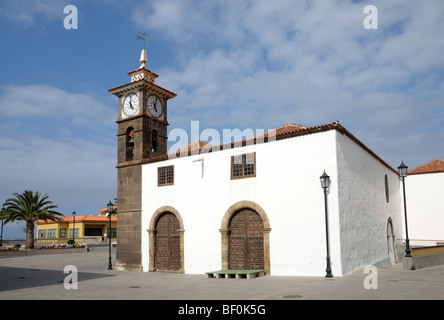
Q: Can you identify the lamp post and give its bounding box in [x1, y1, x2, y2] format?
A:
[107, 200, 114, 270]
[398, 161, 412, 257]
[320, 170, 333, 278]
[72, 211, 76, 246]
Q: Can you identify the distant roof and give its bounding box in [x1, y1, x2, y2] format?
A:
[37, 215, 117, 224]
[98, 205, 117, 214]
[408, 159, 444, 175]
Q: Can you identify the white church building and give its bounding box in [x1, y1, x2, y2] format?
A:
[139, 122, 403, 277]
[108, 49, 441, 277]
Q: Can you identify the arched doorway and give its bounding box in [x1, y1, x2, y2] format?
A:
[228, 209, 264, 270]
[154, 212, 181, 271]
[387, 218, 397, 265]
[148, 206, 185, 273]
[220, 201, 271, 274]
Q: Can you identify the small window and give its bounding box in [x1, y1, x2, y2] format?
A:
[38, 229, 47, 239]
[60, 228, 67, 238]
[158, 165, 174, 186]
[231, 152, 256, 179]
[126, 127, 135, 161]
[385, 174, 389, 203]
[107, 228, 117, 238]
[152, 130, 158, 152]
[48, 229, 57, 238]
[69, 228, 79, 238]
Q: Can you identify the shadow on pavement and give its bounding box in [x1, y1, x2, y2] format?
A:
[0, 266, 114, 292]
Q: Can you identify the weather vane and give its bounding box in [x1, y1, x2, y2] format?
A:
[137, 32, 150, 50]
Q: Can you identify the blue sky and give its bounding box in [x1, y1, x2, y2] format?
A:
[0, 0, 443, 238]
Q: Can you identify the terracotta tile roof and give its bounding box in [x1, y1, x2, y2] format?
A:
[141, 121, 398, 174]
[175, 140, 214, 154]
[408, 159, 444, 175]
[98, 205, 117, 214]
[36, 215, 117, 224]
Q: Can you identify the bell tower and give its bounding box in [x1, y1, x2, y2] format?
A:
[108, 40, 176, 271]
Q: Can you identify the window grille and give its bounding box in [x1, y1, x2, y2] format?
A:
[231, 152, 256, 179]
[158, 165, 174, 186]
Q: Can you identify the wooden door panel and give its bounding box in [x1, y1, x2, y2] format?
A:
[228, 209, 264, 270]
[155, 213, 181, 271]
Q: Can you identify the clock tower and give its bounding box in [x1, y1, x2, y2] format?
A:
[108, 46, 176, 271]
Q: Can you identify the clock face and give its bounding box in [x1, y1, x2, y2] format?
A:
[147, 94, 163, 117]
[123, 93, 139, 116]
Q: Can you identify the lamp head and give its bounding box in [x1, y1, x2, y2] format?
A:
[398, 161, 408, 178]
[320, 171, 331, 189]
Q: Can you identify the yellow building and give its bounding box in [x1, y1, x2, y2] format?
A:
[36, 214, 117, 244]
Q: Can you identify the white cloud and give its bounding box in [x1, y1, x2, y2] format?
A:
[131, 0, 444, 169]
[0, 84, 116, 228]
[0, 0, 71, 26]
[0, 84, 114, 126]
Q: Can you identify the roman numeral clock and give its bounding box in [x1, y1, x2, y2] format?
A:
[107, 38, 176, 271]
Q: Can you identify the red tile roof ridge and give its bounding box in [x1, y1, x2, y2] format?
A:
[142, 121, 341, 164]
[36, 215, 117, 224]
[408, 158, 444, 175]
[175, 140, 214, 154]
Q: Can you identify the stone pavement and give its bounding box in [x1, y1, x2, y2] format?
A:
[0, 251, 443, 301]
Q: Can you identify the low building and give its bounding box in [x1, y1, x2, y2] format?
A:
[36, 213, 117, 244]
[406, 159, 444, 246]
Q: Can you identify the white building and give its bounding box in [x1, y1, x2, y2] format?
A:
[108, 50, 440, 277]
[139, 122, 403, 277]
[405, 159, 444, 247]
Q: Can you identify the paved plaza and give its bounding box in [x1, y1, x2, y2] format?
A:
[0, 250, 443, 301]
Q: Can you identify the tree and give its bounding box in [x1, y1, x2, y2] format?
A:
[2, 190, 63, 249]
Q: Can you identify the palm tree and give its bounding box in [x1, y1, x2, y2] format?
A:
[2, 190, 63, 249]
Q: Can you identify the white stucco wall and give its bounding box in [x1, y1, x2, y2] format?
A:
[404, 172, 444, 244]
[141, 130, 343, 276]
[335, 131, 403, 274]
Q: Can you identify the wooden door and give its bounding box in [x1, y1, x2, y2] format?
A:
[228, 209, 264, 270]
[155, 212, 181, 271]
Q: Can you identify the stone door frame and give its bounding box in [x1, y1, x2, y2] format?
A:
[147, 206, 185, 273]
[220, 201, 271, 275]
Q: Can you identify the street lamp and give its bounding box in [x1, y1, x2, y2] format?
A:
[107, 200, 114, 270]
[320, 170, 333, 278]
[398, 161, 412, 257]
[72, 211, 76, 246]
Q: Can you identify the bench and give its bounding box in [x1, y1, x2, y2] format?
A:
[206, 269, 264, 279]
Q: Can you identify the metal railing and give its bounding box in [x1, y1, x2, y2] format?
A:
[397, 238, 444, 247]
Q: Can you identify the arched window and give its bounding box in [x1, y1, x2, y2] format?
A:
[387, 218, 397, 264]
[126, 127, 135, 161]
[384, 174, 389, 203]
[152, 130, 158, 152]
